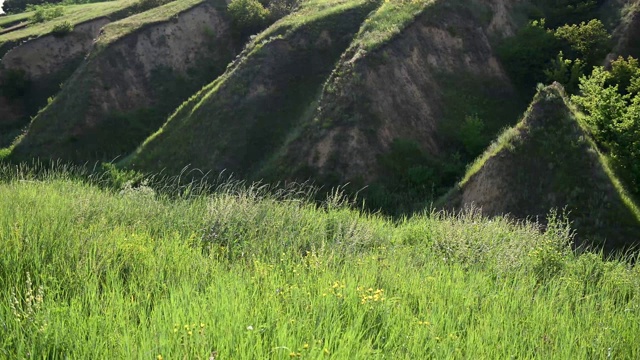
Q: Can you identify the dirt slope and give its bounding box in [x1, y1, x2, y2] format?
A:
[11, 0, 236, 162]
[127, 0, 378, 175]
[443, 83, 640, 251]
[0, 18, 109, 141]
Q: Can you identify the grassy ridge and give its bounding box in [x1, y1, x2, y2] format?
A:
[0, 12, 31, 29]
[0, 163, 639, 358]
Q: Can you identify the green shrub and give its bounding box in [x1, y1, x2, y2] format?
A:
[554, 19, 611, 66]
[227, 0, 270, 37]
[265, 0, 299, 21]
[544, 51, 584, 93]
[51, 21, 73, 36]
[459, 114, 487, 156]
[532, 0, 602, 28]
[572, 61, 640, 194]
[608, 56, 640, 95]
[370, 139, 464, 213]
[28, 4, 65, 24]
[497, 19, 562, 95]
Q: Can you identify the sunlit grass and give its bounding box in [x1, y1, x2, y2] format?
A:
[0, 11, 32, 29]
[0, 1, 138, 44]
[350, 0, 433, 52]
[95, 0, 226, 49]
[0, 163, 639, 358]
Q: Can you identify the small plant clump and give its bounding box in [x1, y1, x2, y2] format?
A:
[227, 0, 271, 37]
[51, 20, 73, 36]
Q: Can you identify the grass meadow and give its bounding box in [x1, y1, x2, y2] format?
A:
[0, 163, 639, 358]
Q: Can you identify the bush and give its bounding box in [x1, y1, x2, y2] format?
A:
[51, 21, 73, 36]
[608, 56, 640, 95]
[265, 0, 299, 21]
[572, 61, 640, 194]
[228, 0, 270, 37]
[29, 4, 65, 24]
[497, 19, 562, 95]
[544, 51, 584, 93]
[459, 114, 487, 156]
[554, 19, 611, 66]
[533, 0, 602, 28]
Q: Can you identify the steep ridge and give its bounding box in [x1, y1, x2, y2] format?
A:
[11, 0, 236, 162]
[0, 17, 109, 144]
[443, 83, 640, 251]
[271, 0, 524, 191]
[0, 0, 176, 147]
[127, 0, 379, 175]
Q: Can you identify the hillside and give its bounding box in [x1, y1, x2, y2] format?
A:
[124, 0, 526, 213]
[609, 0, 640, 60]
[443, 83, 640, 251]
[0, 163, 639, 358]
[2, 1, 640, 356]
[1, 0, 639, 239]
[127, 0, 379, 174]
[272, 0, 524, 209]
[9, 0, 237, 161]
[0, 0, 176, 147]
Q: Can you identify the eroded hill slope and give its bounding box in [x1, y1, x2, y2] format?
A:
[127, 0, 379, 174]
[0, 0, 180, 147]
[443, 83, 640, 251]
[11, 0, 237, 161]
[278, 0, 522, 185]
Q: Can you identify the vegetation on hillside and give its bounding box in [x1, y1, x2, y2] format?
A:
[0, 163, 639, 358]
[2, 1, 640, 356]
[0, 1, 136, 48]
[1, 0, 639, 224]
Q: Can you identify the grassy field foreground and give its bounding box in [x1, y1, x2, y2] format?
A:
[0, 164, 639, 358]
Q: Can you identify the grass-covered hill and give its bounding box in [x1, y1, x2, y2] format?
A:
[10, 0, 237, 162]
[0, 163, 639, 358]
[2, 1, 640, 356]
[442, 83, 640, 251]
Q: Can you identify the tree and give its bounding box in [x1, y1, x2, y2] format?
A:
[572, 61, 640, 194]
[554, 19, 611, 66]
[227, 0, 270, 38]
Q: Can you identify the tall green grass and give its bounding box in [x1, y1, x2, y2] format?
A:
[1, 163, 639, 358]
